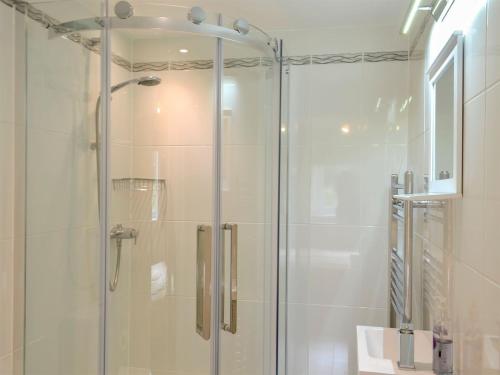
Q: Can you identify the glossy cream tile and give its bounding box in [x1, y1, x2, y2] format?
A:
[26, 128, 98, 234]
[463, 93, 485, 199]
[133, 70, 213, 147]
[306, 226, 388, 308]
[308, 63, 363, 147]
[287, 224, 311, 304]
[166, 146, 212, 222]
[483, 200, 500, 285]
[288, 145, 311, 225]
[220, 300, 265, 375]
[0, 5, 13, 125]
[309, 145, 361, 225]
[0, 239, 13, 359]
[452, 259, 484, 375]
[306, 305, 386, 375]
[464, 2, 487, 102]
[0, 123, 14, 240]
[361, 61, 409, 146]
[0, 353, 13, 375]
[221, 145, 266, 223]
[360, 144, 389, 227]
[484, 82, 500, 201]
[486, 0, 500, 87]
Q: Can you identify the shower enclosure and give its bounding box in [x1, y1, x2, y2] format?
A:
[22, 1, 284, 374]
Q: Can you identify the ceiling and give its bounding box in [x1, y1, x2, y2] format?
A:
[29, 0, 410, 32]
[161, 0, 410, 30]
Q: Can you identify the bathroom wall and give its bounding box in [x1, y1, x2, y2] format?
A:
[407, 0, 500, 373]
[283, 28, 410, 374]
[0, 3, 16, 374]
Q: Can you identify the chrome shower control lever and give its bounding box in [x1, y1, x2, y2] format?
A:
[110, 224, 138, 244]
[109, 224, 138, 292]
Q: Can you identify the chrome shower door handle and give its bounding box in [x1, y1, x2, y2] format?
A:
[196, 225, 212, 340]
[221, 223, 237, 334]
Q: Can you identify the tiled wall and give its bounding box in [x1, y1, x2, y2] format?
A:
[0, 3, 15, 374]
[408, 0, 500, 373]
[286, 56, 409, 374]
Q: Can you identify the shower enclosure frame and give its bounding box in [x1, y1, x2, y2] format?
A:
[47, 3, 285, 375]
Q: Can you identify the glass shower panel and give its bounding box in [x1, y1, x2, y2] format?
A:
[107, 24, 215, 375]
[24, 1, 103, 374]
[219, 39, 277, 375]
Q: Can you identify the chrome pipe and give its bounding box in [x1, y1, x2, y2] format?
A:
[403, 200, 413, 323]
[399, 199, 415, 369]
[404, 170, 414, 194]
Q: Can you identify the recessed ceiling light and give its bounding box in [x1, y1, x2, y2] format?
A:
[179, 48, 189, 54]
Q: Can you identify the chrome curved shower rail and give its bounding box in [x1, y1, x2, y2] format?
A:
[49, 16, 279, 56]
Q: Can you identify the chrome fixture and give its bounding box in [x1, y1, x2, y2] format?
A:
[93, 76, 162, 211]
[111, 76, 161, 93]
[188, 6, 206, 25]
[114, 1, 134, 19]
[221, 223, 238, 334]
[399, 196, 415, 370]
[391, 171, 449, 369]
[49, 16, 278, 59]
[390, 171, 416, 369]
[109, 224, 138, 292]
[233, 18, 250, 35]
[196, 225, 212, 340]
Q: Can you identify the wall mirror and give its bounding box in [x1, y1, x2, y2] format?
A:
[427, 31, 464, 195]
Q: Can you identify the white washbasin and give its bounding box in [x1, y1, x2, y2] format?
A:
[357, 326, 433, 375]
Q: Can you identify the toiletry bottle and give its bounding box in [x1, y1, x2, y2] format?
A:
[433, 306, 453, 374]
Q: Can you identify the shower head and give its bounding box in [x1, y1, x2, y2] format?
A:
[137, 76, 162, 87]
[110, 76, 162, 93]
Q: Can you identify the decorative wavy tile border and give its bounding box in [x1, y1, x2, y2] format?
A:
[364, 51, 408, 62]
[284, 56, 311, 66]
[1, 0, 409, 74]
[312, 53, 362, 64]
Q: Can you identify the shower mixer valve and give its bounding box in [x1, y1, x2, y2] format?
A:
[109, 224, 138, 292]
[110, 224, 138, 244]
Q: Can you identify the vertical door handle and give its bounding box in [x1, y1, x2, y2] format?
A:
[221, 223, 237, 334]
[196, 225, 212, 340]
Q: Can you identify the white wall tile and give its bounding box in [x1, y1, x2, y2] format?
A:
[361, 61, 409, 146]
[0, 239, 13, 359]
[166, 146, 212, 222]
[26, 128, 98, 234]
[464, 3, 487, 102]
[308, 64, 363, 147]
[486, 0, 500, 87]
[287, 59, 407, 375]
[463, 94, 486, 199]
[484, 82, 500, 201]
[309, 145, 361, 225]
[0, 5, 14, 124]
[0, 353, 13, 375]
[0, 123, 14, 240]
[306, 226, 388, 308]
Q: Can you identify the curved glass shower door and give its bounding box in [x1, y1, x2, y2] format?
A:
[23, 2, 282, 374]
[106, 22, 216, 375]
[219, 38, 278, 375]
[24, 2, 104, 374]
